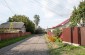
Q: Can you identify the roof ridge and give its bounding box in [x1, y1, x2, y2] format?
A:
[51, 19, 70, 29]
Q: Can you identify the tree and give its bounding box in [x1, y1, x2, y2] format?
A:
[35, 26, 45, 34]
[8, 15, 35, 33]
[70, 7, 80, 27]
[78, 0, 85, 23]
[70, 0, 85, 27]
[34, 15, 40, 28]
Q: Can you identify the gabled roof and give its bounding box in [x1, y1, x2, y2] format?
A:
[51, 19, 70, 29]
[0, 22, 25, 29]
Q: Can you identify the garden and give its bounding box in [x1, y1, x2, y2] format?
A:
[45, 28, 85, 55]
[44, 1, 85, 55]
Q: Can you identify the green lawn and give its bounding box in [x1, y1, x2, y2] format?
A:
[0, 35, 31, 49]
[49, 39, 85, 55]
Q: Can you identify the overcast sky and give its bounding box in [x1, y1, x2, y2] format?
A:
[0, 0, 82, 28]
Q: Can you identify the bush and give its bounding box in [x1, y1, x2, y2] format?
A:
[48, 36, 57, 42]
[53, 28, 62, 37]
[55, 38, 62, 43]
[35, 26, 45, 34]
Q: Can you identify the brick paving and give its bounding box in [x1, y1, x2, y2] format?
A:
[0, 35, 49, 55]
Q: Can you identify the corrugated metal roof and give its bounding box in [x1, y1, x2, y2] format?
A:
[0, 22, 24, 29]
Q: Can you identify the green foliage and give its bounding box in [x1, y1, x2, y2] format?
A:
[8, 15, 35, 33]
[46, 34, 85, 55]
[0, 35, 31, 49]
[70, 0, 85, 27]
[53, 28, 62, 37]
[34, 15, 40, 27]
[35, 26, 45, 34]
[49, 41, 85, 55]
[55, 38, 62, 43]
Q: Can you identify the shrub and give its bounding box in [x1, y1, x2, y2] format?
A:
[35, 27, 45, 34]
[53, 28, 62, 37]
[55, 38, 62, 43]
[48, 36, 56, 42]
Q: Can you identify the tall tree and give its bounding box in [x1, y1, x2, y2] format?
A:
[8, 15, 35, 33]
[78, 0, 85, 23]
[34, 15, 40, 28]
[70, 7, 80, 27]
[70, 0, 85, 27]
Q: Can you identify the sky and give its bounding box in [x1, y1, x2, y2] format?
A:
[0, 0, 82, 29]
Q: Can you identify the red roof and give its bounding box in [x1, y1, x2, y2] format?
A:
[51, 19, 69, 29]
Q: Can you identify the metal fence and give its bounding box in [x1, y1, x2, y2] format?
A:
[0, 32, 31, 40]
[62, 27, 85, 46]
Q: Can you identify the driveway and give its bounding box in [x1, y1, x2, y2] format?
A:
[0, 34, 49, 55]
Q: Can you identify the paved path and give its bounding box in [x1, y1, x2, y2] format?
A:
[0, 35, 49, 55]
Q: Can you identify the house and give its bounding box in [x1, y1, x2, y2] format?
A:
[0, 22, 26, 33]
[53, 19, 70, 29]
[48, 19, 70, 32]
[46, 28, 53, 32]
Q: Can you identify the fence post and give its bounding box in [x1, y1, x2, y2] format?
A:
[71, 27, 73, 43]
[0, 34, 1, 41]
[78, 27, 81, 45]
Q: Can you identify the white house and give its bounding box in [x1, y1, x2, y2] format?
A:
[48, 19, 70, 32]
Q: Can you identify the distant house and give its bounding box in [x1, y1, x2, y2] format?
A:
[53, 19, 70, 29]
[48, 19, 70, 32]
[0, 22, 26, 33]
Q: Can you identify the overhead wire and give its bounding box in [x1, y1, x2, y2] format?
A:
[34, 0, 71, 17]
[1, 0, 70, 17]
[3, 0, 14, 15]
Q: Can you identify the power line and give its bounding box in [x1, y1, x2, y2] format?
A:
[34, 0, 69, 17]
[3, 0, 14, 14]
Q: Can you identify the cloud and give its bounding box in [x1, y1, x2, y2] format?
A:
[0, 1, 13, 24]
[39, 0, 82, 28]
[41, 0, 55, 19]
[43, 8, 55, 19]
[0, 0, 82, 28]
[42, 0, 82, 19]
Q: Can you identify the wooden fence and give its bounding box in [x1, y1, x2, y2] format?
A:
[62, 27, 85, 46]
[0, 32, 31, 40]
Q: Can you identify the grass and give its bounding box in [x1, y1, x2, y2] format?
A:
[0, 35, 31, 49]
[48, 38, 85, 55]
